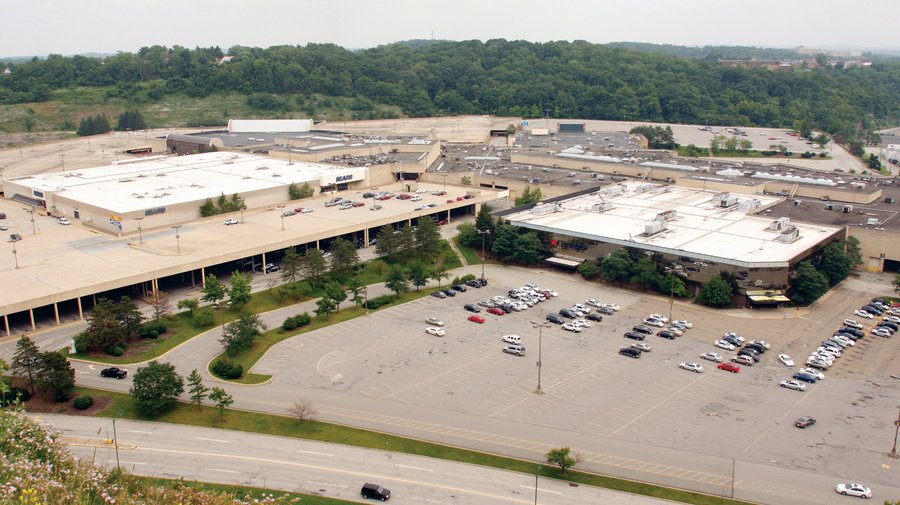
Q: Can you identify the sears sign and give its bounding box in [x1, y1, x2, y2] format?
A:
[320, 169, 364, 186]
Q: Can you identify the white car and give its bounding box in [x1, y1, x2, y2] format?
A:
[778, 354, 794, 366]
[872, 327, 892, 337]
[602, 303, 620, 311]
[799, 368, 825, 380]
[666, 327, 684, 336]
[780, 380, 806, 391]
[415, 188, 428, 193]
[297, 207, 314, 213]
[57, 217, 71, 225]
[810, 354, 834, 366]
[854, 309, 874, 319]
[572, 319, 591, 328]
[749, 340, 771, 349]
[679, 362, 703, 373]
[585, 299, 603, 308]
[631, 342, 651, 352]
[700, 352, 724, 363]
[806, 359, 830, 370]
[835, 483, 872, 498]
[842, 319, 863, 329]
[502, 345, 526, 356]
[544, 290, 559, 297]
[425, 326, 445, 337]
[501, 334, 522, 345]
[425, 317, 444, 327]
[672, 319, 692, 328]
[410, 195, 422, 202]
[816, 346, 841, 357]
[643, 318, 665, 327]
[883, 315, 900, 324]
[714, 340, 735, 351]
[649, 313, 668, 323]
[224, 218, 239, 225]
[832, 335, 854, 347]
[572, 303, 591, 314]
[562, 323, 582, 333]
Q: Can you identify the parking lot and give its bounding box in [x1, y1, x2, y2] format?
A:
[254, 266, 900, 500]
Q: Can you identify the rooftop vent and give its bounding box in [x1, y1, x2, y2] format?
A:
[768, 217, 791, 231]
[644, 220, 668, 236]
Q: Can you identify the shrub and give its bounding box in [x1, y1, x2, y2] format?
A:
[105, 345, 125, 356]
[211, 358, 243, 379]
[73, 332, 89, 353]
[800, 151, 815, 159]
[282, 312, 312, 331]
[53, 389, 71, 403]
[0, 386, 30, 406]
[193, 307, 215, 328]
[365, 295, 394, 310]
[140, 322, 167, 338]
[73, 396, 93, 410]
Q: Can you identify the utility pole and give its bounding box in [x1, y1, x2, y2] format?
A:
[134, 217, 144, 244]
[477, 229, 490, 280]
[531, 321, 551, 394]
[24, 207, 36, 234]
[890, 405, 900, 459]
[534, 464, 541, 505]
[8, 238, 18, 269]
[172, 225, 182, 253]
[277, 205, 286, 231]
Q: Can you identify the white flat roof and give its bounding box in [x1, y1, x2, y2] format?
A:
[504, 184, 842, 268]
[227, 119, 312, 133]
[7, 153, 358, 214]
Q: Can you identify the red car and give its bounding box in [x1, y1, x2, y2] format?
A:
[397, 194, 412, 200]
[351, 202, 365, 207]
[436, 219, 449, 226]
[456, 196, 464, 201]
[717, 363, 740, 373]
[447, 199, 454, 203]
[468, 315, 485, 324]
[486, 307, 504, 316]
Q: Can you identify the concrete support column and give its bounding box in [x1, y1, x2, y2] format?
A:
[201, 266, 206, 287]
[152, 278, 159, 294]
[316, 239, 320, 250]
[3, 315, 9, 337]
[262, 252, 268, 274]
[191, 269, 196, 287]
[53, 303, 59, 325]
[77, 297, 83, 320]
[364, 229, 369, 247]
[28, 309, 35, 331]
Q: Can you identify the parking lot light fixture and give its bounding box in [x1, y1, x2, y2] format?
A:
[277, 205, 286, 231]
[134, 217, 144, 244]
[172, 225, 182, 253]
[531, 321, 551, 394]
[8, 239, 18, 269]
[890, 405, 900, 459]
[477, 229, 490, 280]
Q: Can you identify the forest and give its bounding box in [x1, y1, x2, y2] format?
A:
[1, 39, 897, 138]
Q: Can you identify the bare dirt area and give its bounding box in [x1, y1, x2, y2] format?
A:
[24, 394, 113, 417]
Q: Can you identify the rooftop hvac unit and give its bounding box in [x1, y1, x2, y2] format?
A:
[591, 202, 614, 213]
[842, 205, 853, 213]
[655, 210, 677, 221]
[635, 184, 653, 193]
[737, 199, 761, 211]
[531, 203, 556, 215]
[776, 227, 800, 243]
[644, 220, 667, 236]
[604, 186, 625, 196]
[719, 196, 739, 208]
[768, 217, 791, 231]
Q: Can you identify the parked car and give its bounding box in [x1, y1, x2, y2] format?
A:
[224, 218, 239, 225]
[717, 363, 740, 373]
[842, 319, 863, 329]
[714, 340, 736, 351]
[464, 304, 480, 313]
[502, 345, 526, 356]
[624, 331, 645, 341]
[780, 380, 807, 391]
[632, 324, 652, 334]
[794, 416, 816, 428]
[465, 279, 482, 288]
[361, 483, 391, 501]
[546, 313, 564, 324]
[700, 352, 723, 363]
[732, 355, 754, 366]
[562, 323, 582, 333]
[425, 317, 444, 327]
[631, 342, 652, 353]
[100, 367, 127, 379]
[679, 362, 703, 373]
[854, 309, 874, 319]
[619, 347, 641, 358]
[425, 326, 445, 337]
[441, 289, 456, 297]
[799, 368, 825, 380]
[598, 306, 615, 315]
[9, 233, 22, 242]
[793, 372, 818, 383]
[502, 335, 522, 345]
[643, 318, 665, 328]
[451, 284, 467, 292]
[736, 349, 760, 362]
[487, 307, 505, 316]
[657, 330, 677, 340]
[834, 483, 871, 498]
[586, 313, 603, 322]
[57, 217, 71, 225]
[431, 291, 447, 299]
[672, 319, 693, 328]
[467, 315, 485, 324]
[778, 354, 795, 366]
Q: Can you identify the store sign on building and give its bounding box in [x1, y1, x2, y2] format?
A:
[145, 207, 166, 216]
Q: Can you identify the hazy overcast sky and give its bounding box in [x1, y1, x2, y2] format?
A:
[1, 0, 896, 57]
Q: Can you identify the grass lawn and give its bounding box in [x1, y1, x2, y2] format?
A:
[453, 237, 483, 266]
[78, 387, 751, 505]
[139, 478, 357, 504]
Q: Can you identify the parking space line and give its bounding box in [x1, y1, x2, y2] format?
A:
[609, 372, 709, 436]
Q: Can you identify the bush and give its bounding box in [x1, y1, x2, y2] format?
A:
[282, 312, 312, 331]
[365, 295, 394, 310]
[73, 332, 89, 353]
[105, 345, 125, 356]
[53, 389, 71, 403]
[0, 386, 30, 406]
[193, 307, 215, 328]
[800, 151, 815, 158]
[140, 322, 167, 338]
[211, 358, 243, 379]
[819, 152, 827, 158]
[73, 396, 93, 410]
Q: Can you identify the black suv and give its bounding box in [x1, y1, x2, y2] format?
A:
[559, 308, 577, 319]
[451, 284, 467, 292]
[464, 304, 480, 312]
[743, 343, 767, 354]
[619, 347, 641, 358]
[101, 367, 128, 379]
[586, 313, 603, 322]
[361, 483, 391, 501]
[624, 331, 645, 341]
[632, 325, 652, 334]
[546, 313, 564, 324]
[657, 330, 676, 340]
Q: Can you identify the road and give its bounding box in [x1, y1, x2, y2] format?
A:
[32, 413, 674, 505]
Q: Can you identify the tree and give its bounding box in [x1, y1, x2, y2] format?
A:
[83, 297, 131, 352]
[791, 261, 830, 305]
[116, 110, 146, 131]
[475, 204, 495, 243]
[578, 261, 601, 280]
[819, 242, 852, 285]
[546, 447, 577, 473]
[176, 298, 199, 316]
[11, 336, 42, 395]
[220, 311, 266, 355]
[288, 182, 314, 199]
[456, 222, 480, 247]
[131, 361, 184, 416]
[329, 237, 359, 278]
[201, 274, 226, 306]
[35, 351, 75, 401]
[187, 369, 208, 410]
[407, 262, 429, 291]
[866, 154, 882, 170]
[398, 224, 416, 255]
[347, 276, 366, 307]
[280, 247, 303, 283]
[697, 275, 733, 307]
[600, 249, 633, 283]
[227, 271, 252, 309]
[208, 387, 233, 419]
[414, 217, 441, 254]
[515, 185, 543, 206]
[301, 249, 328, 287]
[315, 295, 337, 318]
[115, 296, 144, 340]
[375, 225, 401, 257]
[290, 399, 317, 424]
[630, 257, 663, 290]
[324, 281, 347, 311]
[76, 114, 110, 136]
[149, 290, 172, 321]
[429, 259, 450, 287]
[385, 265, 409, 297]
[814, 133, 830, 148]
[843, 237, 863, 266]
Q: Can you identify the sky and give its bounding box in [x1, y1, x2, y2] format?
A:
[1, 0, 897, 58]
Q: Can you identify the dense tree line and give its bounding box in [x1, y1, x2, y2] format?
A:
[1, 40, 897, 138]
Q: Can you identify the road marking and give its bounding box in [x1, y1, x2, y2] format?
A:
[519, 485, 561, 495]
[308, 480, 347, 488]
[195, 437, 230, 443]
[127, 430, 152, 434]
[397, 464, 434, 472]
[609, 372, 708, 436]
[120, 461, 146, 465]
[210, 468, 240, 474]
[298, 450, 334, 457]
[742, 388, 813, 453]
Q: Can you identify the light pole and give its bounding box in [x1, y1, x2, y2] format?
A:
[531, 321, 550, 394]
[890, 405, 900, 459]
[440, 173, 448, 192]
[534, 464, 541, 505]
[668, 273, 675, 324]
[134, 217, 144, 244]
[24, 207, 36, 234]
[364, 286, 369, 316]
[8, 238, 18, 269]
[277, 205, 286, 231]
[477, 229, 490, 280]
[172, 225, 182, 253]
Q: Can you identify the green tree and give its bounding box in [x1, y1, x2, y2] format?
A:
[324, 281, 347, 312]
[600, 249, 633, 283]
[176, 298, 199, 316]
[201, 274, 226, 306]
[474, 204, 495, 244]
[83, 298, 126, 352]
[819, 242, 852, 285]
[407, 262, 429, 291]
[866, 154, 882, 170]
[456, 222, 480, 248]
[280, 247, 303, 283]
[130, 361, 184, 416]
[429, 259, 450, 287]
[546, 447, 577, 473]
[76, 114, 111, 136]
[227, 271, 252, 309]
[288, 182, 314, 199]
[116, 110, 146, 131]
[36, 351, 75, 401]
[697, 275, 733, 307]
[149, 290, 171, 322]
[208, 387, 234, 419]
[186, 368, 208, 410]
[315, 296, 336, 318]
[398, 224, 416, 255]
[843, 237, 863, 266]
[511, 231, 545, 265]
[193, 307, 215, 328]
[630, 257, 662, 290]
[385, 265, 409, 297]
[219, 311, 266, 355]
[814, 133, 830, 148]
[414, 217, 441, 254]
[11, 336, 42, 395]
[578, 260, 601, 280]
[329, 237, 359, 278]
[115, 296, 144, 341]
[791, 261, 830, 305]
[301, 249, 328, 287]
[200, 198, 217, 217]
[515, 186, 543, 206]
[375, 225, 401, 257]
[347, 276, 366, 307]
